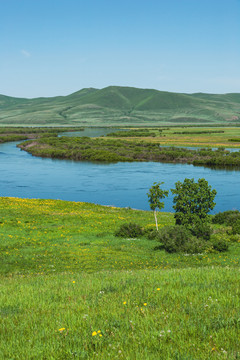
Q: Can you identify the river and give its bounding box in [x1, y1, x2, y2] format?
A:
[0, 128, 240, 213]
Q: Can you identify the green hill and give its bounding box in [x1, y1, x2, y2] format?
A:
[1, 86, 240, 126]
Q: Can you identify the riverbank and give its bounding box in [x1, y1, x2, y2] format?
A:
[0, 127, 83, 143]
[18, 135, 240, 168]
[1, 197, 240, 359]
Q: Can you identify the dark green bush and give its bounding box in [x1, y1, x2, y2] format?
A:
[226, 213, 240, 227]
[190, 222, 212, 240]
[145, 228, 159, 240]
[228, 234, 240, 242]
[231, 219, 240, 235]
[155, 225, 224, 254]
[115, 222, 144, 238]
[212, 210, 240, 225]
[156, 225, 196, 253]
[212, 239, 229, 252]
[182, 237, 208, 254]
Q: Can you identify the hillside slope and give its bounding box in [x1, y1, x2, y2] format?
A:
[1, 86, 240, 126]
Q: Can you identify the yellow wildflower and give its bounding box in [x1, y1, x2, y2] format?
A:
[92, 331, 97, 336]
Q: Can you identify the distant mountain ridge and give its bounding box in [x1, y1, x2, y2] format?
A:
[1, 86, 240, 126]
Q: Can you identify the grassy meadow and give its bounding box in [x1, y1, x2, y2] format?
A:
[107, 126, 240, 148]
[1, 197, 240, 359]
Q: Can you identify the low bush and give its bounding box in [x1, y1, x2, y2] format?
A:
[212, 210, 240, 225]
[183, 237, 208, 254]
[212, 238, 229, 252]
[231, 219, 240, 235]
[228, 234, 240, 242]
[156, 225, 202, 254]
[145, 228, 159, 240]
[156, 224, 229, 254]
[115, 222, 144, 238]
[190, 221, 212, 240]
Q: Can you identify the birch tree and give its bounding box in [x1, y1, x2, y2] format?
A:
[147, 182, 169, 231]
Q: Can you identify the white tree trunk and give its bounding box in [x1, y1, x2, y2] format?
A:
[154, 210, 158, 231]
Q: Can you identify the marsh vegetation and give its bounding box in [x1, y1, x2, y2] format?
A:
[18, 134, 240, 168]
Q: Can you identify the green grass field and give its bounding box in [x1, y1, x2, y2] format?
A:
[1, 197, 240, 359]
[106, 126, 240, 148]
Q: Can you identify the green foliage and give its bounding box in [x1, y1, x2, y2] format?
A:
[190, 221, 212, 240]
[0, 134, 29, 143]
[147, 182, 169, 212]
[212, 238, 229, 252]
[156, 224, 228, 254]
[212, 210, 240, 226]
[225, 211, 240, 227]
[145, 228, 159, 240]
[228, 234, 240, 242]
[228, 138, 240, 142]
[115, 222, 144, 238]
[231, 219, 240, 235]
[147, 182, 169, 230]
[171, 178, 217, 227]
[18, 135, 240, 168]
[212, 210, 240, 235]
[0, 127, 82, 144]
[156, 225, 206, 254]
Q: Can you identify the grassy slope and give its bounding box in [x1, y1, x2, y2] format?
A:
[1, 197, 240, 359]
[1, 86, 240, 126]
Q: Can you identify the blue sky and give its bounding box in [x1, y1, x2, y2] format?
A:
[1, 0, 240, 98]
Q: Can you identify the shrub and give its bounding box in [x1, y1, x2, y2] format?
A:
[231, 219, 240, 235]
[211, 238, 229, 252]
[115, 223, 144, 238]
[190, 221, 212, 240]
[182, 237, 208, 254]
[228, 234, 240, 243]
[156, 225, 201, 254]
[145, 228, 159, 240]
[212, 210, 240, 225]
[227, 213, 240, 227]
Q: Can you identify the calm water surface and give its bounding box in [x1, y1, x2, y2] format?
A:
[0, 135, 240, 212]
